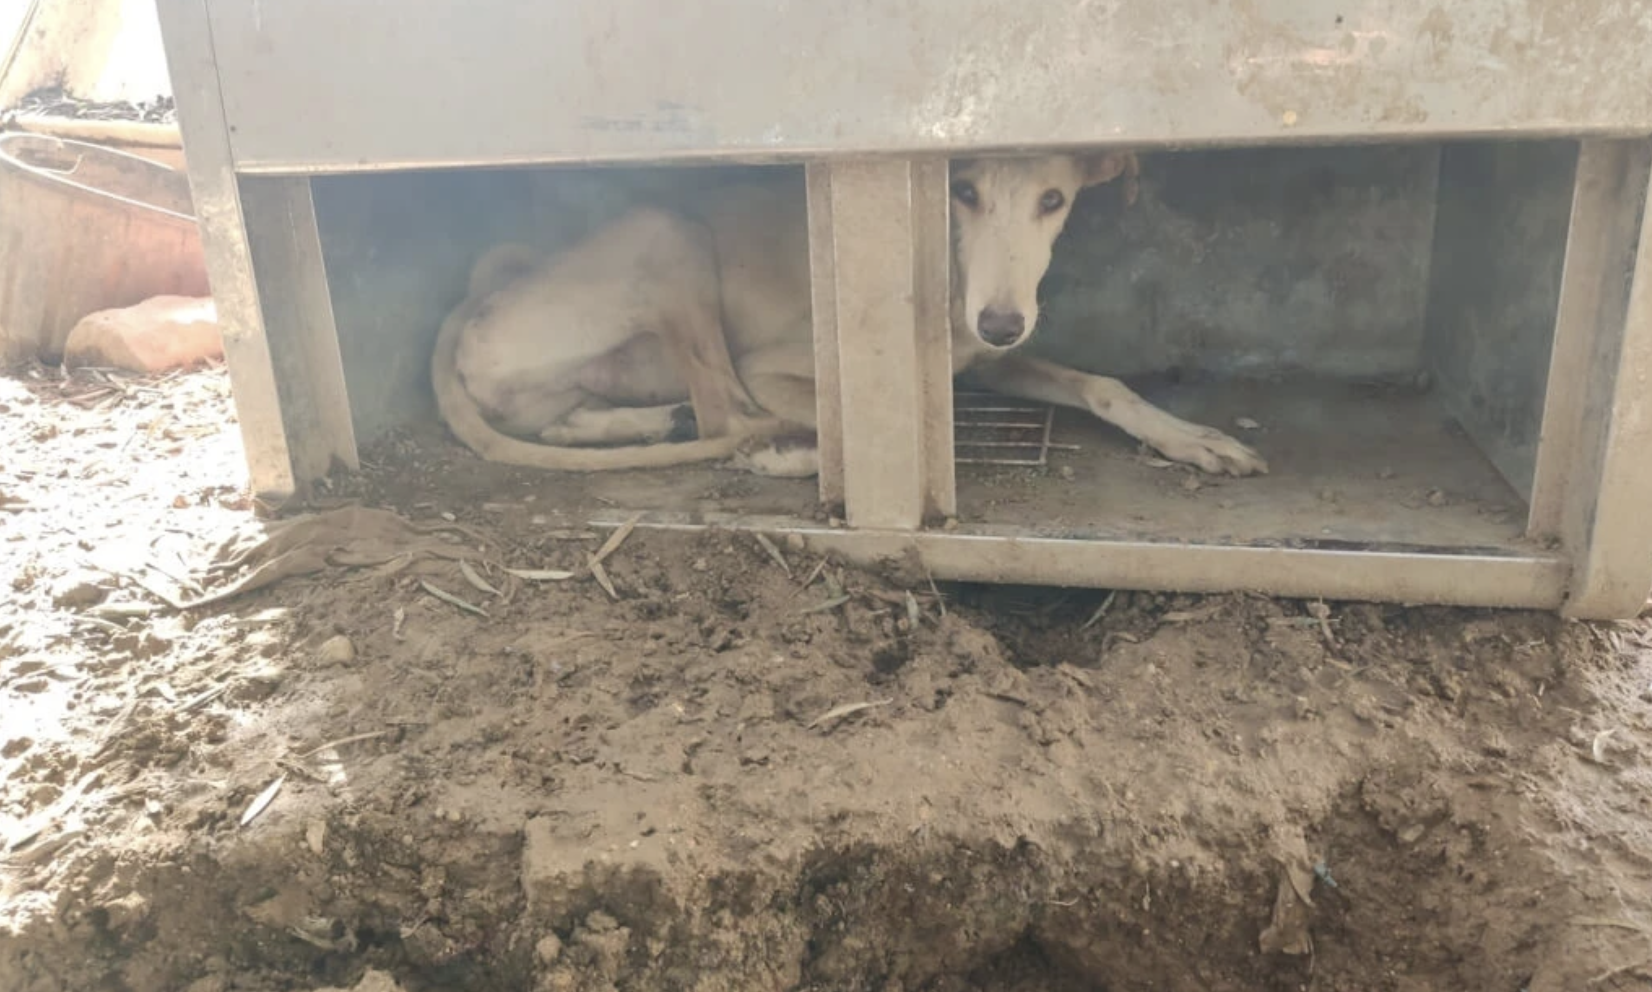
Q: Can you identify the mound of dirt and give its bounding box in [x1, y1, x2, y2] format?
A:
[3, 364, 1652, 992]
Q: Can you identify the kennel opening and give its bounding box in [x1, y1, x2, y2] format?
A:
[302, 141, 1572, 549]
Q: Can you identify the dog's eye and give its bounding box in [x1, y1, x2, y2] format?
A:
[951, 180, 979, 208]
[1038, 189, 1066, 215]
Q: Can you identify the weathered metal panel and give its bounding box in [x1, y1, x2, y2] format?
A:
[1557, 142, 1652, 620]
[1421, 141, 1578, 501]
[1036, 144, 1441, 380]
[203, 0, 1652, 173]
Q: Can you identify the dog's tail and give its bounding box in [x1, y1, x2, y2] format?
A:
[432, 246, 764, 472]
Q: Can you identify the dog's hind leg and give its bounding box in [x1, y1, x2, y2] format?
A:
[735, 339, 819, 428]
[539, 402, 697, 446]
[616, 211, 772, 440]
[726, 340, 822, 477]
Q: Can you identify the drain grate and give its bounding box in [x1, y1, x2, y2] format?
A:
[952, 391, 1079, 467]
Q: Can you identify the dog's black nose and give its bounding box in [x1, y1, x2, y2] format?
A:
[977, 308, 1026, 347]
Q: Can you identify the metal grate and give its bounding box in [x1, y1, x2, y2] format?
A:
[952, 391, 1080, 467]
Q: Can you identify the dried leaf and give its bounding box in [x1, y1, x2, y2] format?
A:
[753, 533, 791, 576]
[503, 567, 576, 582]
[240, 775, 285, 828]
[419, 580, 488, 618]
[1081, 591, 1117, 631]
[799, 594, 851, 615]
[296, 730, 391, 760]
[589, 513, 643, 568]
[590, 560, 618, 600]
[807, 698, 893, 730]
[459, 559, 499, 597]
[1592, 728, 1617, 765]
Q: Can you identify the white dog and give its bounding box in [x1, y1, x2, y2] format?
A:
[431, 154, 1267, 478]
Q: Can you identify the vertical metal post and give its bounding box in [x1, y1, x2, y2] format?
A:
[1535, 140, 1652, 619]
[155, 0, 358, 499]
[1529, 142, 1649, 537]
[805, 164, 846, 511]
[911, 159, 958, 521]
[239, 177, 360, 479]
[814, 158, 954, 530]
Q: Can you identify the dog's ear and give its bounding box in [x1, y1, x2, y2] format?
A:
[1081, 151, 1141, 207]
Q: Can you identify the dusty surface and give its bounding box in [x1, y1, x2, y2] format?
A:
[3, 363, 1652, 992]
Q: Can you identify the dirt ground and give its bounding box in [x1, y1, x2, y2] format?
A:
[3, 362, 1652, 992]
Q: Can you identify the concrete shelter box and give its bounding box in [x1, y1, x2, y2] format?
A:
[155, 0, 1652, 619]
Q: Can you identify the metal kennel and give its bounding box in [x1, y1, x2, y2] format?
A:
[156, 0, 1652, 619]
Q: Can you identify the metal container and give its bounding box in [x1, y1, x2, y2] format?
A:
[154, 0, 1652, 619]
[0, 133, 209, 364]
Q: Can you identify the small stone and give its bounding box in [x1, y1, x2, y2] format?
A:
[316, 635, 355, 665]
[62, 296, 222, 372]
[1059, 465, 1075, 480]
[346, 971, 408, 992]
[99, 891, 150, 933]
[784, 533, 805, 552]
[306, 820, 327, 855]
[49, 570, 108, 609]
[943, 517, 960, 531]
[1427, 489, 1448, 507]
[1180, 474, 1201, 492]
[827, 516, 844, 528]
[535, 933, 563, 964]
[1235, 417, 1261, 430]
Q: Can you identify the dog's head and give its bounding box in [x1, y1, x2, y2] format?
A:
[949, 152, 1139, 350]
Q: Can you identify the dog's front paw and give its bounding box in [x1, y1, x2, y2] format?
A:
[1153, 424, 1268, 477]
[729, 433, 820, 478]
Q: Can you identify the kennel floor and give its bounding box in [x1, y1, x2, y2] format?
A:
[957, 376, 1531, 552]
[378, 377, 1530, 556]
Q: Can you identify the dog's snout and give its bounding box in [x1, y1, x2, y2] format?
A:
[977, 308, 1026, 348]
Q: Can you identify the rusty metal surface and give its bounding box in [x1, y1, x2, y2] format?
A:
[198, 0, 1652, 172]
[0, 133, 208, 363]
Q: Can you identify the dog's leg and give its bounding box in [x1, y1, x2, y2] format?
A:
[726, 340, 822, 478]
[969, 354, 1268, 476]
[636, 218, 774, 441]
[539, 403, 697, 447]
